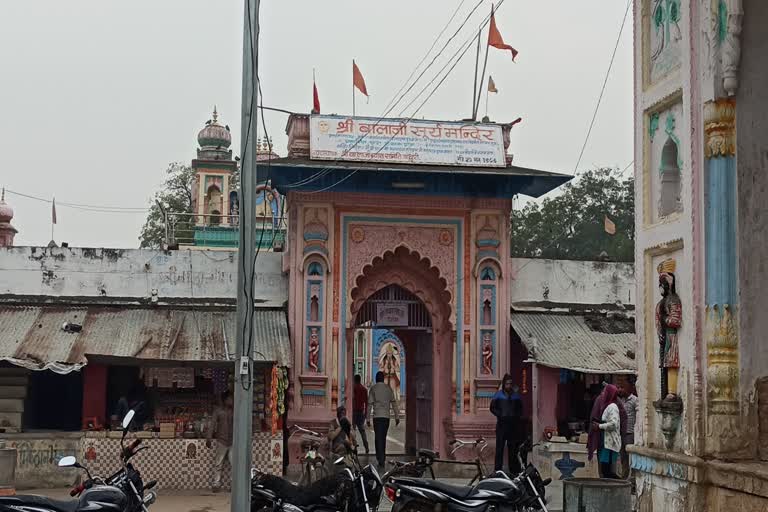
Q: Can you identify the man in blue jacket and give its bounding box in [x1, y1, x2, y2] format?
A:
[490, 374, 524, 474]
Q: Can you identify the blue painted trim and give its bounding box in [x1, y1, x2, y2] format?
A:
[304, 232, 329, 242]
[479, 284, 497, 326]
[372, 330, 406, 396]
[342, 216, 463, 414]
[306, 280, 324, 322]
[705, 155, 737, 305]
[303, 244, 329, 256]
[477, 249, 500, 261]
[476, 239, 500, 248]
[301, 389, 326, 396]
[475, 391, 495, 398]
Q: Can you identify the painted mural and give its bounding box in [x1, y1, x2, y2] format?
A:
[647, 102, 684, 225]
[352, 328, 406, 400]
[648, 0, 683, 84]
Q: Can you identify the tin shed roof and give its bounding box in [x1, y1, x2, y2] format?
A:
[511, 312, 636, 374]
[0, 306, 291, 373]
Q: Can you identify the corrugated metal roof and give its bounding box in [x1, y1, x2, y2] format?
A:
[0, 306, 291, 372]
[511, 313, 636, 374]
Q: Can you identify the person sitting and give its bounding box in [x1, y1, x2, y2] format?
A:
[328, 406, 357, 468]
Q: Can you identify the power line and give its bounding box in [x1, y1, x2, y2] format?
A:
[5, 189, 149, 213]
[280, 0, 497, 191]
[572, 0, 632, 174]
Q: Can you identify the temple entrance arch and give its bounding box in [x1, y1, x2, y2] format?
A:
[347, 246, 453, 455]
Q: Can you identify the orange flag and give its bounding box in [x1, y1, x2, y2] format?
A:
[604, 215, 616, 235]
[488, 10, 518, 61]
[352, 60, 368, 96]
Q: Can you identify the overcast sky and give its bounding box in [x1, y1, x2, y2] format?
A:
[1, 0, 633, 248]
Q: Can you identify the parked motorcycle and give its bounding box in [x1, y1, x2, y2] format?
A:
[252, 452, 384, 512]
[0, 410, 157, 512]
[385, 462, 550, 512]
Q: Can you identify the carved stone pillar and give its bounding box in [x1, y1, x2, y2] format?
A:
[703, 100, 749, 458]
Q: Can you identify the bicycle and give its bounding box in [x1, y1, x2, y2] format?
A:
[289, 424, 328, 486]
[442, 437, 489, 486]
[382, 449, 438, 483]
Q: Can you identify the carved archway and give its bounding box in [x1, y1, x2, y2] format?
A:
[349, 246, 453, 334]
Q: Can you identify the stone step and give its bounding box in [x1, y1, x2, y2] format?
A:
[0, 399, 24, 413]
[0, 387, 26, 399]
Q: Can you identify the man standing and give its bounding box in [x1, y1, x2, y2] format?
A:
[490, 374, 524, 474]
[617, 381, 639, 479]
[207, 392, 233, 492]
[369, 371, 399, 469]
[352, 374, 370, 454]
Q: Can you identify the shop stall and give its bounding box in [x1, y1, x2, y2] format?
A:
[0, 306, 291, 490]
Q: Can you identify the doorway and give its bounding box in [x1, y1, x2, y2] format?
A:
[352, 284, 433, 455]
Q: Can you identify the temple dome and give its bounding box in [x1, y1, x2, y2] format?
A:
[0, 189, 13, 223]
[197, 107, 231, 149]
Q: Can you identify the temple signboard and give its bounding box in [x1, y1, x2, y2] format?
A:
[377, 303, 409, 327]
[309, 115, 506, 168]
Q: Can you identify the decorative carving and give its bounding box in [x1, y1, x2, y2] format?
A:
[706, 305, 739, 414]
[649, 112, 660, 141]
[656, 259, 682, 399]
[704, 99, 736, 157]
[303, 208, 329, 243]
[308, 327, 320, 372]
[701, 0, 743, 98]
[649, 0, 683, 83]
[481, 332, 493, 375]
[346, 224, 456, 318]
[653, 395, 684, 449]
[439, 229, 453, 246]
[350, 227, 365, 243]
[721, 0, 743, 96]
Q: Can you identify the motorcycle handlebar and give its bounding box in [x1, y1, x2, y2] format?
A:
[122, 438, 142, 459]
[69, 484, 85, 497]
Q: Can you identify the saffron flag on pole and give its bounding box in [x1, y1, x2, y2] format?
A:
[52, 197, 57, 224]
[352, 60, 368, 96]
[488, 10, 518, 61]
[313, 80, 321, 114]
[604, 215, 616, 235]
[488, 75, 498, 93]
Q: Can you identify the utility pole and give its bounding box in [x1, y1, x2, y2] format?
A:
[232, 0, 259, 510]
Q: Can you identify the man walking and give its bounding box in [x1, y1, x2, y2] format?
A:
[368, 371, 399, 469]
[207, 392, 233, 492]
[490, 374, 524, 474]
[352, 374, 370, 454]
[617, 381, 639, 479]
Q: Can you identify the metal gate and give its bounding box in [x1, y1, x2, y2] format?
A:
[354, 285, 432, 329]
[414, 332, 433, 451]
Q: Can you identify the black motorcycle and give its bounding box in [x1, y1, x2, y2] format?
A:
[0, 409, 157, 512]
[252, 452, 384, 512]
[385, 464, 550, 512]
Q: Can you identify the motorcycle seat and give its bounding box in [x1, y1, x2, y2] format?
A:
[396, 478, 475, 499]
[417, 449, 438, 460]
[5, 495, 79, 512]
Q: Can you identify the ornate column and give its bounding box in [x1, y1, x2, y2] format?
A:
[703, 99, 748, 457]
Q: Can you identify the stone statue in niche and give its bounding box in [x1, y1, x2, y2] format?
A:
[656, 259, 682, 399]
[481, 332, 493, 375]
[308, 328, 320, 372]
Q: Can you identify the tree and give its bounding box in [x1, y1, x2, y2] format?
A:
[139, 163, 196, 248]
[511, 167, 635, 262]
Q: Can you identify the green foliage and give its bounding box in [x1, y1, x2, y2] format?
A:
[511, 167, 635, 262]
[139, 163, 196, 249]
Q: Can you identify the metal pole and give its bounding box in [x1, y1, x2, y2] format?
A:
[471, 29, 481, 120]
[474, 5, 492, 121]
[232, 0, 259, 510]
[352, 59, 356, 117]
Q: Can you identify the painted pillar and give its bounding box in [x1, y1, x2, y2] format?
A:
[703, 99, 744, 457]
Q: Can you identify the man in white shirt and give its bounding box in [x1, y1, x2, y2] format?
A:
[368, 371, 400, 468]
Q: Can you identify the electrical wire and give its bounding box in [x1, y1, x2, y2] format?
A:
[303, 0, 507, 194]
[572, 0, 632, 174]
[381, 0, 470, 114]
[281, 0, 496, 191]
[5, 189, 149, 213]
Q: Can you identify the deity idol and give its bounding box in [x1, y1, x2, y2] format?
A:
[308, 328, 320, 372]
[656, 259, 682, 399]
[481, 332, 494, 375]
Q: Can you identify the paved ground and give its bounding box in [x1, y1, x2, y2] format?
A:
[25, 478, 563, 512]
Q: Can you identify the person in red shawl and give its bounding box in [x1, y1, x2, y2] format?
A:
[587, 383, 628, 479]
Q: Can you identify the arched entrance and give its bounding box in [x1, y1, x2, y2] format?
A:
[347, 246, 453, 455]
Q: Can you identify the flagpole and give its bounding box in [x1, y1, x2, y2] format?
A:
[352, 59, 356, 117]
[474, 6, 492, 121]
[471, 28, 481, 120]
[485, 85, 490, 118]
